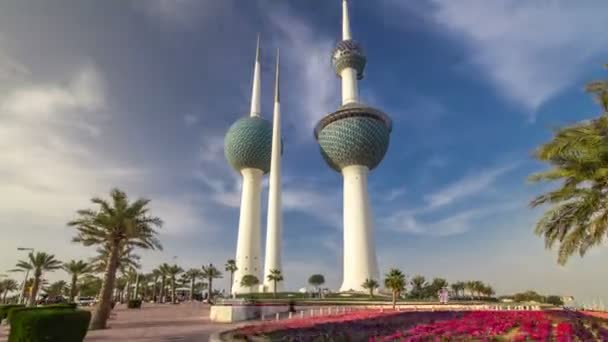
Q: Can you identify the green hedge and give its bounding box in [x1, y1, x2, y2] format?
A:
[0, 305, 25, 324]
[8, 308, 91, 342]
[127, 299, 142, 309]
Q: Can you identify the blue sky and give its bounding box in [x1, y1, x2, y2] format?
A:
[1, 0, 607, 304]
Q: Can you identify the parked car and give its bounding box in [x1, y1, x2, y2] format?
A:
[75, 296, 97, 306]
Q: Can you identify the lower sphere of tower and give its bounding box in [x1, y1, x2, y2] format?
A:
[224, 116, 273, 173]
[316, 107, 391, 172]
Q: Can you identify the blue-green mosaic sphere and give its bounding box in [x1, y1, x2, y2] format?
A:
[224, 116, 272, 173]
[317, 113, 391, 172]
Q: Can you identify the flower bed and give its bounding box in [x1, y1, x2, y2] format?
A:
[226, 309, 608, 341]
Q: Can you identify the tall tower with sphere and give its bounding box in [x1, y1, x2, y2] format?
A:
[314, 0, 392, 292]
[224, 37, 272, 294]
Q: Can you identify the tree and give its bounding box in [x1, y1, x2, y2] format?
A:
[63, 260, 91, 302]
[185, 269, 203, 301]
[427, 278, 449, 299]
[9, 262, 32, 304]
[151, 268, 163, 303]
[224, 259, 238, 295]
[240, 275, 259, 292]
[266, 269, 284, 298]
[384, 269, 406, 309]
[13, 252, 62, 306]
[157, 263, 171, 303]
[0, 279, 18, 304]
[546, 295, 564, 306]
[166, 265, 183, 304]
[361, 278, 379, 299]
[308, 274, 325, 294]
[69, 188, 163, 329]
[90, 244, 141, 274]
[451, 282, 466, 298]
[78, 275, 102, 297]
[530, 66, 608, 265]
[410, 275, 427, 299]
[201, 264, 222, 302]
[45, 280, 68, 297]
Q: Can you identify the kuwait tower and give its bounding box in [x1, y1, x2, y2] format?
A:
[314, 0, 392, 292]
[224, 37, 272, 294]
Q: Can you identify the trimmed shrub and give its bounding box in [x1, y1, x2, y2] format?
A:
[0, 305, 25, 324]
[8, 308, 91, 342]
[44, 303, 78, 309]
[127, 299, 142, 309]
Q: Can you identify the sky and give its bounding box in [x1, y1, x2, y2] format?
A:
[1, 0, 607, 305]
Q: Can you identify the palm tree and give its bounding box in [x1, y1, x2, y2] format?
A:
[384, 269, 406, 310]
[585, 64, 608, 112]
[185, 269, 203, 301]
[45, 280, 68, 296]
[63, 260, 91, 302]
[151, 268, 162, 303]
[410, 275, 427, 299]
[240, 275, 259, 292]
[201, 264, 222, 302]
[530, 68, 608, 265]
[13, 252, 62, 306]
[361, 279, 379, 299]
[157, 263, 171, 303]
[9, 262, 32, 304]
[266, 269, 284, 298]
[166, 265, 184, 304]
[308, 274, 325, 295]
[451, 282, 465, 298]
[90, 244, 141, 274]
[69, 188, 163, 329]
[1, 279, 18, 304]
[224, 259, 238, 295]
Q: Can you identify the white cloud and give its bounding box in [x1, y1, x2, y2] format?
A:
[2, 64, 104, 120]
[184, 114, 199, 126]
[268, 10, 339, 138]
[424, 164, 516, 209]
[429, 0, 608, 117]
[132, 0, 236, 29]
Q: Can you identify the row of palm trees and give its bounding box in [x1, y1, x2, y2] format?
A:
[361, 271, 496, 308]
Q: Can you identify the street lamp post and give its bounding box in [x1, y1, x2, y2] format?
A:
[17, 247, 34, 304]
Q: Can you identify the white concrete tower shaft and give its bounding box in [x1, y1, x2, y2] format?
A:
[232, 37, 264, 294]
[263, 50, 283, 293]
[339, 0, 379, 292]
[341, 0, 359, 106]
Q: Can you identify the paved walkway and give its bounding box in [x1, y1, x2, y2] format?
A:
[0, 302, 232, 342]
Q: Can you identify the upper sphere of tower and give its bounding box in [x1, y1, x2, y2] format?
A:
[224, 116, 273, 173]
[315, 103, 391, 172]
[332, 39, 366, 80]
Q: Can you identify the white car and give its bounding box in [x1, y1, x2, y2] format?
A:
[76, 296, 97, 306]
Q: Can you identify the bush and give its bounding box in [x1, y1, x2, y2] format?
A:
[7, 305, 76, 323]
[0, 305, 25, 324]
[8, 308, 91, 342]
[127, 299, 142, 309]
[546, 295, 564, 306]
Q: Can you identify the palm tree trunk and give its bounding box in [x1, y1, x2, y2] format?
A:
[152, 279, 158, 303]
[392, 291, 397, 310]
[134, 274, 140, 300]
[28, 273, 41, 307]
[171, 279, 176, 304]
[229, 272, 233, 296]
[208, 278, 213, 302]
[369, 289, 373, 299]
[190, 278, 195, 301]
[2, 290, 8, 304]
[160, 278, 166, 303]
[90, 241, 120, 330]
[273, 281, 277, 298]
[70, 274, 78, 302]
